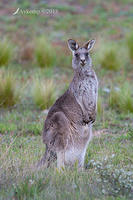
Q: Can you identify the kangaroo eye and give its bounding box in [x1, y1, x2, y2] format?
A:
[75, 53, 79, 58]
[85, 53, 88, 57]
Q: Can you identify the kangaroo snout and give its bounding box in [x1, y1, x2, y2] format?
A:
[80, 59, 86, 66]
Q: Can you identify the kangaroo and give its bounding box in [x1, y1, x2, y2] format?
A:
[37, 39, 98, 170]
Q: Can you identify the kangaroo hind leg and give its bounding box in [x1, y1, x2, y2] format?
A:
[57, 151, 65, 170]
[37, 145, 56, 168]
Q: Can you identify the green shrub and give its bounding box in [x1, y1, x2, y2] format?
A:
[35, 37, 56, 68]
[33, 79, 56, 110]
[0, 71, 20, 107]
[126, 32, 133, 62]
[109, 83, 133, 113]
[99, 44, 121, 71]
[0, 38, 13, 67]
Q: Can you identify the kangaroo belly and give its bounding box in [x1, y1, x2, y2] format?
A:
[65, 124, 92, 165]
[65, 146, 84, 164]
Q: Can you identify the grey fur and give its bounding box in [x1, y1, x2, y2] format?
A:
[37, 39, 98, 170]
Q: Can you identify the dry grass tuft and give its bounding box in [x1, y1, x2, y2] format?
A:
[126, 32, 133, 62]
[100, 45, 121, 71]
[97, 96, 104, 116]
[109, 83, 133, 113]
[32, 79, 56, 110]
[0, 38, 14, 67]
[0, 70, 20, 107]
[35, 37, 56, 68]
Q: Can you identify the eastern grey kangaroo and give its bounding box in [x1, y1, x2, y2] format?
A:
[37, 39, 98, 170]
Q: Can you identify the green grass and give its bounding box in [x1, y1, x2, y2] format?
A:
[0, 70, 20, 107]
[0, 122, 17, 133]
[57, 52, 72, 68]
[97, 96, 104, 117]
[0, 0, 133, 199]
[0, 38, 14, 67]
[126, 32, 133, 62]
[0, 132, 133, 199]
[0, 103, 45, 135]
[99, 44, 121, 71]
[32, 79, 56, 110]
[48, 4, 76, 12]
[35, 37, 56, 68]
[109, 82, 133, 113]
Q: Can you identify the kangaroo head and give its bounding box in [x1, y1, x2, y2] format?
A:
[68, 39, 95, 70]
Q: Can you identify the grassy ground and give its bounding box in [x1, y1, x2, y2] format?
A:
[0, 0, 133, 199]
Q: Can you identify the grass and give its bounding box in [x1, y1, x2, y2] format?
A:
[109, 82, 133, 113]
[0, 0, 133, 199]
[99, 44, 121, 71]
[32, 79, 56, 110]
[0, 122, 17, 133]
[126, 32, 133, 62]
[35, 37, 56, 68]
[0, 70, 20, 107]
[97, 96, 104, 117]
[0, 38, 14, 67]
[0, 103, 45, 135]
[20, 43, 34, 62]
[57, 52, 72, 68]
[48, 4, 76, 12]
[0, 133, 133, 199]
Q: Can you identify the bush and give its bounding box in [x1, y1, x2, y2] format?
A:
[32, 79, 56, 110]
[0, 71, 20, 107]
[99, 44, 121, 71]
[0, 38, 14, 67]
[35, 37, 56, 68]
[109, 83, 133, 113]
[126, 32, 133, 62]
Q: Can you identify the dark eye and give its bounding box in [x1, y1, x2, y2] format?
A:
[75, 53, 79, 58]
[85, 53, 88, 57]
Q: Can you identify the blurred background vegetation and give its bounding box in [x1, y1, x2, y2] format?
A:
[0, 0, 133, 126]
[0, 0, 133, 199]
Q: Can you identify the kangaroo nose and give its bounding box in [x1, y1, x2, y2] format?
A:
[80, 59, 85, 66]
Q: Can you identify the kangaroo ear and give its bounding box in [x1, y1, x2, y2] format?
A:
[68, 39, 79, 52]
[84, 39, 95, 51]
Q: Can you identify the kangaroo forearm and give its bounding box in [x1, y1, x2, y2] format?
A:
[83, 106, 97, 124]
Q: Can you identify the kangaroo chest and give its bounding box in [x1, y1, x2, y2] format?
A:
[76, 77, 96, 97]
[72, 74, 98, 112]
